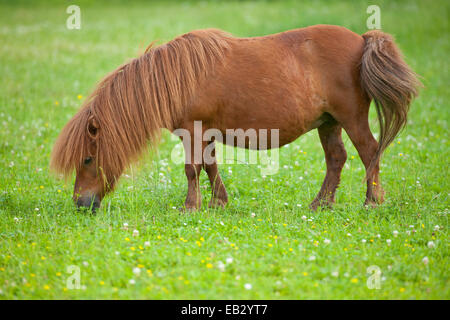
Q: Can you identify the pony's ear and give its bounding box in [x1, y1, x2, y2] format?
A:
[87, 115, 99, 139]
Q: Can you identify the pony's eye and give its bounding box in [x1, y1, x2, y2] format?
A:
[84, 157, 92, 165]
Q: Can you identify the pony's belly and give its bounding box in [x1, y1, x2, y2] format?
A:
[214, 122, 307, 150]
[210, 102, 325, 150]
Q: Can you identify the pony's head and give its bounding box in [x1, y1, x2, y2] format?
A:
[50, 106, 118, 211]
[49, 50, 174, 212]
[49, 59, 153, 211]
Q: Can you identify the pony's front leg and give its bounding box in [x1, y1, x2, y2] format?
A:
[179, 133, 204, 211]
[184, 163, 202, 210]
[203, 141, 228, 208]
[204, 162, 228, 208]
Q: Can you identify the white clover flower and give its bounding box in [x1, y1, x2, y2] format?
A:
[308, 256, 316, 261]
[347, 233, 352, 237]
[332, 271, 339, 277]
[422, 257, 429, 265]
[251, 213, 256, 218]
[132, 267, 141, 276]
[226, 257, 233, 264]
[129, 279, 136, 285]
[386, 239, 391, 246]
[144, 241, 150, 247]
[434, 225, 440, 231]
[362, 239, 367, 243]
[217, 261, 225, 272]
[427, 241, 435, 249]
[244, 283, 252, 290]
[82, 261, 89, 267]
[393, 230, 399, 237]
[115, 251, 120, 255]
[132, 230, 139, 237]
[324, 239, 331, 245]
[377, 234, 381, 238]
[301, 215, 307, 221]
[13, 217, 19, 222]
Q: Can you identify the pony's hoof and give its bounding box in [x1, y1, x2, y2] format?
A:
[309, 200, 333, 211]
[309, 202, 319, 211]
[363, 200, 378, 209]
[208, 198, 227, 209]
[178, 206, 199, 213]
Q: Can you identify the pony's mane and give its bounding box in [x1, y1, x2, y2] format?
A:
[50, 28, 231, 188]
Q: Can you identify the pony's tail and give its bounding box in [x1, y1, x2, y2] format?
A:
[360, 30, 422, 180]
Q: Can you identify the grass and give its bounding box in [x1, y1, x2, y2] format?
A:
[0, 0, 448, 299]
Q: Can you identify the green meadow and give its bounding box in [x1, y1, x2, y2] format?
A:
[0, 0, 448, 299]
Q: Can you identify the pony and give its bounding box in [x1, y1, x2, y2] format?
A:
[50, 25, 421, 211]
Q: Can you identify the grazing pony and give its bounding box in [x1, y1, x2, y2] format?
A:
[50, 25, 421, 211]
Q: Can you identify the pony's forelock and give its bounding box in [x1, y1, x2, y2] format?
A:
[50, 106, 95, 180]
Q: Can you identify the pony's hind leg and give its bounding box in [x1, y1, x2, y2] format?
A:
[336, 109, 385, 207]
[203, 141, 228, 208]
[310, 119, 347, 210]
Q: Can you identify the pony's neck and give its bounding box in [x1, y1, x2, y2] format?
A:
[89, 29, 231, 182]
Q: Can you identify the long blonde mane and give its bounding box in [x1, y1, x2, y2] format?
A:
[50, 29, 230, 189]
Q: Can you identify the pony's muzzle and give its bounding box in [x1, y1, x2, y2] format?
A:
[76, 194, 101, 212]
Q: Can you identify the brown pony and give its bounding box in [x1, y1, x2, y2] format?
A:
[50, 25, 421, 211]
